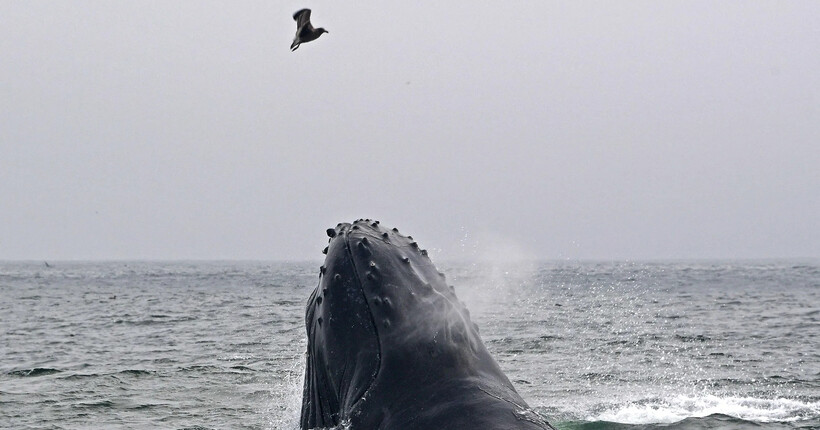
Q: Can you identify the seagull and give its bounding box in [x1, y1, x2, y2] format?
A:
[290, 9, 328, 51]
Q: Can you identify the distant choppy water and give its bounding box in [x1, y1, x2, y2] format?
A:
[1, 260, 818, 429]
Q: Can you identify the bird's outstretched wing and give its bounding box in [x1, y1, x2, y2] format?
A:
[293, 9, 312, 28]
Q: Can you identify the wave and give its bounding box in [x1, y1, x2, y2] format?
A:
[560, 413, 799, 430]
[584, 394, 820, 424]
[6, 368, 61, 377]
[178, 365, 221, 372]
[114, 316, 197, 325]
[117, 369, 154, 376]
[229, 365, 255, 372]
[75, 400, 115, 409]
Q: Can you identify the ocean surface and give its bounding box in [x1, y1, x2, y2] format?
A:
[1, 260, 818, 429]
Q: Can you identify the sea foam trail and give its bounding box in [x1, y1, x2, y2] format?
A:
[588, 394, 820, 424]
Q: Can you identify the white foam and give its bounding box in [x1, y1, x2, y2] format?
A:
[588, 394, 820, 424]
[267, 358, 305, 430]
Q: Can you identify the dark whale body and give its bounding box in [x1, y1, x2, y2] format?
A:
[301, 219, 554, 429]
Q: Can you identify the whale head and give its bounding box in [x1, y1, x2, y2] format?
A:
[301, 219, 543, 429]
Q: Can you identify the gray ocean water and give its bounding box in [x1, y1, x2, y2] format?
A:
[1, 260, 818, 429]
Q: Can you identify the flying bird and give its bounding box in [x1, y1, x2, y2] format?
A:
[290, 9, 328, 51]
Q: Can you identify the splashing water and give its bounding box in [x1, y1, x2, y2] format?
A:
[589, 394, 820, 424]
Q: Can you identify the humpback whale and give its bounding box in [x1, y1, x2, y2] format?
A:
[301, 219, 555, 429]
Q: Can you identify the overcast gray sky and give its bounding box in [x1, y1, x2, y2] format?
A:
[1, 1, 818, 261]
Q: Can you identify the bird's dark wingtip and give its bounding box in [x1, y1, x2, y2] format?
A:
[293, 8, 310, 20]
